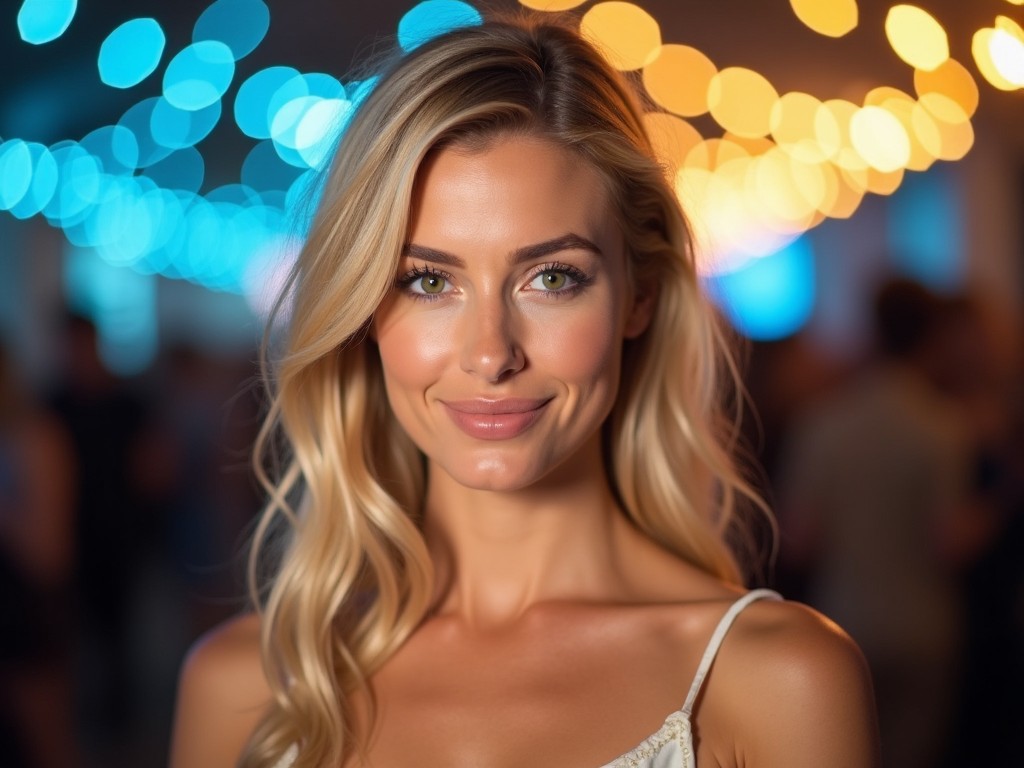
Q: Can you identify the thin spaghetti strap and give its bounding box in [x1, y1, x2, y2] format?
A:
[680, 588, 782, 716]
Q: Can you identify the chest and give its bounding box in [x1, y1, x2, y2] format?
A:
[347, 612, 724, 768]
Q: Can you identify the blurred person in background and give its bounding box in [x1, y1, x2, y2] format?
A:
[47, 313, 153, 754]
[778, 277, 984, 768]
[0, 341, 78, 767]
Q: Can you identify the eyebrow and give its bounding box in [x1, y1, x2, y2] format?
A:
[401, 233, 604, 268]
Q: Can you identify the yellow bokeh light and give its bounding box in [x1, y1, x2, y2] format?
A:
[789, 0, 859, 37]
[707, 67, 780, 138]
[910, 102, 944, 159]
[724, 133, 775, 156]
[771, 91, 831, 162]
[973, 27, 1018, 90]
[849, 105, 911, 172]
[820, 99, 867, 169]
[865, 166, 905, 196]
[643, 112, 702, 173]
[746, 150, 818, 233]
[925, 100, 975, 160]
[864, 86, 913, 107]
[686, 138, 750, 171]
[882, 97, 937, 171]
[990, 27, 1024, 86]
[580, 2, 662, 71]
[517, 0, 588, 10]
[642, 44, 717, 117]
[826, 169, 866, 219]
[995, 15, 1024, 39]
[885, 5, 949, 71]
[914, 58, 979, 117]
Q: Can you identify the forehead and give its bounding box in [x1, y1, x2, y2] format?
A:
[406, 134, 619, 251]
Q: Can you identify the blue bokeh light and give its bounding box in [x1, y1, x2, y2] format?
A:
[397, 0, 482, 52]
[234, 66, 299, 139]
[194, 0, 270, 60]
[17, 0, 77, 45]
[241, 139, 305, 193]
[706, 237, 817, 341]
[295, 98, 349, 169]
[150, 98, 221, 149]
[80, 125, 139, 174]
[98, 18, 166, 89]
[117, 97, 175, 168]
[9, 142, 57, 219]
[163, 41, 235, 111]
[0, 140, 33, 211]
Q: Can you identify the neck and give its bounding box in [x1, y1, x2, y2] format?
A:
[422, 457, 635, 628]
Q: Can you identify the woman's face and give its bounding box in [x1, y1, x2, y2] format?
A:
[372, 134, 651, 492]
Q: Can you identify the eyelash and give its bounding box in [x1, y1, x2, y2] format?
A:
[395, 262, 593, 301]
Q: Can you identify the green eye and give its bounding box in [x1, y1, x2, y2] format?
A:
[419, 274, 447, 294]
[539, 271, 567, 290]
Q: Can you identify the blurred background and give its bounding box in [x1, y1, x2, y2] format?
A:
[0, 0, 1020, 766]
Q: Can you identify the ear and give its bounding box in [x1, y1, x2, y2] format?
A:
[623, 280, 657, 339]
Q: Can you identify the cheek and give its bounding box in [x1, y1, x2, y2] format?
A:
[526, 305, 623, 385]
[375, 310, 451, 393]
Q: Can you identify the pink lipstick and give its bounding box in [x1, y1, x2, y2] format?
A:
[441, 398, 551, 440]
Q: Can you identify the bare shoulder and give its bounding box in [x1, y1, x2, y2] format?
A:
[702, 597, 880, 768]
[170, 612, 271, 768]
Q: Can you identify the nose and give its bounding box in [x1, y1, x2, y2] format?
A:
[460, 296, 525, 383]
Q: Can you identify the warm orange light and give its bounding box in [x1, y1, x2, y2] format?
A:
[580, 2, 662, 71]
[990, 26, 1024, 86]
[919, 95, 975, 160]
[881, 97, 937, 171]
[642, 44, 717, 117]
[885, 5, 949, 71]
[914, 58, 979, 117]
[771, 91, 830, 162]
[686, 137, 750, 171]
[820, 99, 867, 170]
[849, 105, 911, 172]
[865, 166, 905, 196]
[789, 0, 858, 37]
[707, 67, 779, 138]
[973, 27, 1018, 90]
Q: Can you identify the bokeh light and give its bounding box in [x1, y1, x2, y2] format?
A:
[193, 0, 270, 60]
[789, 0, 858, 38]
[162, 41, 236, 111]
[397, 0, 482, 52]
[234, 66, 300, 139]
[580, 2, 662, 71]
[643, 45, 717, 117]
[885, 5, 949, 71]
[708, 67, 779, 138]
[17, 0, 77, 44]
[98, 18, 166, 88]
[706, 236, 816, 341]
[0, 140, 34, 211]
[913, 58, 979, 117]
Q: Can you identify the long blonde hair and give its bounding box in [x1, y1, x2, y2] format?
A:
[242, 15, 769, 767]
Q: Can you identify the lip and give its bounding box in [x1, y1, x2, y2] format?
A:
[441, 397, 552, 440]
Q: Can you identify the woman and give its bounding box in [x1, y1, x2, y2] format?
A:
[171, 15, 879, 768]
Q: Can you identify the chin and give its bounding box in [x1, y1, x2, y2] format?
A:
[438, 453, 554, 494]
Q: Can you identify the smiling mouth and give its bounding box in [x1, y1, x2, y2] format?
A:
[440, 398, 552, 440]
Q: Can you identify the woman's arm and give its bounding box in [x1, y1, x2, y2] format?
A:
[170, 613, 270, 768]
[707, 600, 881, 768]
